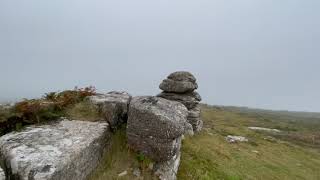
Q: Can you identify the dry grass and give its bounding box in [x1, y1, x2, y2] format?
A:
[89, 126, 157, 180]
[178, 105, 320, 180]
[65, 101, 101, 121]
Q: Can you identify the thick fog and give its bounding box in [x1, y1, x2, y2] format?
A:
[0, 0, 319, 111]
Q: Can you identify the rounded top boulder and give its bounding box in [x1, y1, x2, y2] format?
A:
[159, 71, 198, 93]
[167, 71, 196, 83]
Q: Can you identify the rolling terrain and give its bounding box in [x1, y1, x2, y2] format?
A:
[91, 104, 320, 180]
[1, 101, 320, 179]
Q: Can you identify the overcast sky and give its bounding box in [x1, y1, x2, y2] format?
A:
[0, 0, 319, 112]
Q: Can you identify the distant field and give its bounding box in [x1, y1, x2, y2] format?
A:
[178, 105, 320, 180]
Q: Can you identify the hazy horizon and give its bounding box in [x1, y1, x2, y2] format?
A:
[1, 1, 319, 112]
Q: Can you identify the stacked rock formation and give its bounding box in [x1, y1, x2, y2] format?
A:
[157, 71, 203, 133]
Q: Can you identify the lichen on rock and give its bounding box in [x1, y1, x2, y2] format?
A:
[127, 96, 188, 163]
[0, 119, 111, 180]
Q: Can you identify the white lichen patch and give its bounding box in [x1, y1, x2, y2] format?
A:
[248, 127, 281, 133]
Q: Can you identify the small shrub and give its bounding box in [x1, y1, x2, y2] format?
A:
[1, 86, 97, 136]
[55, 86, 96, 110]
[43, 92, 57, 101]
[14, 99, 42, 123]
[136, 153, 146, 162]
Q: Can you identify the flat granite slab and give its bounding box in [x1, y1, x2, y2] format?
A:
[0, 120, 110, 180]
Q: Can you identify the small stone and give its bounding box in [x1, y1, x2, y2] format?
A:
[248, 127, 281, 133]
[226, 135, 248, 143]
[118, 170, 128, 177]
[133, 168, 141, 177]
[148, 163, 154, 170]
[263, 136, 277, 142]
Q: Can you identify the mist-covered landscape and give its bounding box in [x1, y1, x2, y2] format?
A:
[1, 0, 320, 180]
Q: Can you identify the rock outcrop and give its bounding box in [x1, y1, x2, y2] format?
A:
[158, 71, 203, 133]
[88, 91, 132, 131]
[127, 96, 189, 180]
[0, 71, 203, 180]
[0, 120, 110, 180]
[127, 96, 188, 162]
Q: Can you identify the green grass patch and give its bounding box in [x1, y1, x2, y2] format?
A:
[89, 126, 157, 180]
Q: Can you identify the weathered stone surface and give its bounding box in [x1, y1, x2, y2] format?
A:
[159, 79, 198, 93]
[128, 96, 188, 139]
[188, 105, 201, 118]
[186, 104, 202, 132]
[157, 91, 201, 110]
[184, 122, 194, 136]
[127, 96, 187, 162]
[159, 71, 199, 93]
[167, 71, 197, 83]
[88, 91, 131, 130]
[187, 117, 203, 132]
[154, 151, 181, 180]
[194, 119, 203, 132]
[0, 166, 5, 180]
[0, 120, 110, 180]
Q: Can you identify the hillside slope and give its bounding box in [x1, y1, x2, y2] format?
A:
[2, 101, 320, 180]
[89, 104, 320, 179]
[177, 105, 320, 180]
